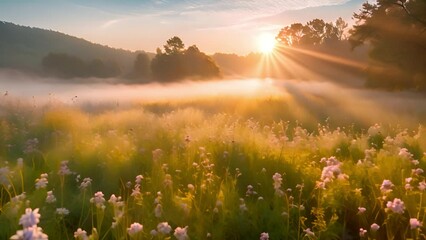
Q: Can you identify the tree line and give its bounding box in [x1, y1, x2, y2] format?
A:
[275, 0, 426, 91]
[42, 36, 220, 82]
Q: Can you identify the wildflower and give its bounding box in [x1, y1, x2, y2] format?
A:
[412, 168, 424, 175]
[58, 160, 72, 176]
[11, 208, 48, 240]
[56, 208, 70, 216]
[380, 180, 394, 193]
[358, 207, 366, 214]
[157, 222, 172, 235]
[368, 124, 381, 136]
[90, 191, 106, 210]
[154, 192, 162, 204]
[35, 173, 48, 189]
[19, 208, 40, 228]
[399, 148, 413, 160]
[419, 181, 426, 191]
[23, 138, 39, 154]
[74, 228, 88, 240]
[131, 185, 142, 198]
[79, 178, 92, 189]
[187, 184, 195, 192]
[174, 226, 189, 240]
[246, 185, 254, 196]
[386, 198, 405, 214]
[304, 228, 315, 237]
[127, 222, 143, 236]
[272, 173, 282, 190]
[260, 232, 269, 240]
[318, 156, 344, 188]
[10, 225, 48, 240]
[410, 218, 422, 229]
[135, 175, 143, 185]
[155, 204, 162, 218]
[359, 228, 367, 237]
[370, 223, 380, 232]
[150, 229, 158, 236]
[163, 174, 173, 188]
[46, 191, 56, 203]
[239, 198, 248, 212]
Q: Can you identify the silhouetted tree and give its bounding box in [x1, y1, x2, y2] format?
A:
[350, 0, 426, 90]
[164, 36, 185, 54]
[42, 53, 87, 78]
[276, 18, 347, 46]
[132, 52, 151, 80]
[151, 37, 220, 81]
[42, 52, 120, 78]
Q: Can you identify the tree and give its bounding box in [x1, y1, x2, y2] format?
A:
[151, 37, 220, 81]
[276, 18, 347, 46]
[350, 0, 426, 90]
[164, 36, 185, 54]
[132, 52, 151, 80]
[42, 52, 120, 79]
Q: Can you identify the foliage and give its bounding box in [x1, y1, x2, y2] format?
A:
[276, 18, 348, 46]
[151, 36, 221, 81]
[0, 98, 425, 239]
[0, 21, 138, 75]
[349, 0, 426, 91]
[130, 52, 151, 82]
[42, 53, 121, 79]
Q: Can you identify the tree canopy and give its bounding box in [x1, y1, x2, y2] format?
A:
[276, 18, 348, 46]
[349, 0, 426, 90]
[151, 36, 221, 81]
[42, 53, 120, 79]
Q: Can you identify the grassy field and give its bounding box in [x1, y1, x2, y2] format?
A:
[0, 94, 425, 239]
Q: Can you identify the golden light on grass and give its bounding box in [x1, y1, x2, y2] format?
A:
[257, 33, 277, 54]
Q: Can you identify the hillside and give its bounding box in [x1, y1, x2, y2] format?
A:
[0, 21, 144, 74]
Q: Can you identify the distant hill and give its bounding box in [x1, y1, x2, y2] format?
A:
[0, 21, 151, 75]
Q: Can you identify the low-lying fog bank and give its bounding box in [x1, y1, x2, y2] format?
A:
[1, 70, 425, 128]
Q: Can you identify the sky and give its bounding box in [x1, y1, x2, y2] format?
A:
[0, 0, 365, 55]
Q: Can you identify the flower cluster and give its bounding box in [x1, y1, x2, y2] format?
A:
[90, 191, 106, 210]
[35, 173, 48, 189]
[10, 208, 48, 240]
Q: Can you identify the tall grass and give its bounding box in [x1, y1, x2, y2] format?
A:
[0, 97, 425, 239]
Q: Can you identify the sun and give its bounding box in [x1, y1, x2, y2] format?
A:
[257, 33, 277, 54]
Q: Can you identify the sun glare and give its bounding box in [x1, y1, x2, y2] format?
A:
[258, 33, 276, 54]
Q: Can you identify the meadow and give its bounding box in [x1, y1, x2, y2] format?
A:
[0, 80, 426, 240]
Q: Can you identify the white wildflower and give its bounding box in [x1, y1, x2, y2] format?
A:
[127, 222, 143, 236]
[260, 232, 269, 240]
[35, 173, 48, 189]
[359, 228, 367, 237]
[90, 191, 106, 209]
[79, 178, 92, 189]
[74, 228, 88, 240]
[410, 218, 422, 229]
[174, 226, 189, 240]
[386, 198, 405, 214]
[45, 191, 56, 203]
[370, 223, 380, 232]
[157, 222, 172, 235]
[56, 208, 70, 216]
[19, 208, 40, 228]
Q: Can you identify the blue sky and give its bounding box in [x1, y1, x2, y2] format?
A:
[0, 0, 364, 54]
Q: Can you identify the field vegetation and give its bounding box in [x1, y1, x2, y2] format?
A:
[0, 95, 425, 239]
